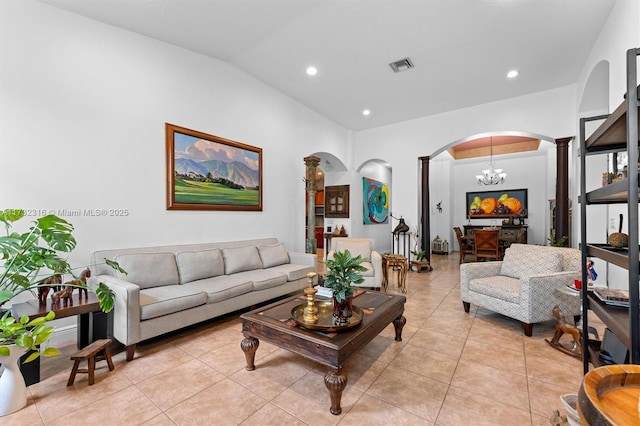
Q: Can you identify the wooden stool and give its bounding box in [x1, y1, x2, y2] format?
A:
[67, 339, 115, 386]
[382, 254, 408, 293]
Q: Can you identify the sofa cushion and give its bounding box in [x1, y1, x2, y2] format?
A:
[500, 248, 563, 279]
[139, 285, 207, 320]
[185, 275, 254, 304]
[233, 270, 288, 291]
[114, 253, 179, 289]
[176, 249, 224, 284]
[222, 246, 262, 275]
[469, 276, 521, 304]
[266, 263, 315, 282]
[257, 243, 290, 268]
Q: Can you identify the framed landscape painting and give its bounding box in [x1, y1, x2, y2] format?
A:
[166, 123, 262, 211]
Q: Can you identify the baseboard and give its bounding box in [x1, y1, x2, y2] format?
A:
[49, 324, 77, 347]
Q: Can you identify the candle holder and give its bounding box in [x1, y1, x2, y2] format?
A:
[303, 286, 318, 323]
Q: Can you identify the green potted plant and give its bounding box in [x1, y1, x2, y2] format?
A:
[411, 249, 427, 262]
[323, 250, 366, 324]
[0, 209, 120, 416]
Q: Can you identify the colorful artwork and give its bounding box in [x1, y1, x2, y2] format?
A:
[166, 123, 262, 210]
[363, 178, 389, 224]
[466, 188, 527, 219]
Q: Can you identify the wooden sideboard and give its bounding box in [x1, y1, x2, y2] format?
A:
[463, 225, 528, 244]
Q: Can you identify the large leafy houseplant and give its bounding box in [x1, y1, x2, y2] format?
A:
[0, 209, 119, 362]
[324, 250, 366, 303]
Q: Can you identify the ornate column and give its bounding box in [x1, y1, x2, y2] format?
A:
[419, 156, 431, 262]
[304, 155, 321, 254]
[555, 137, 572, 246]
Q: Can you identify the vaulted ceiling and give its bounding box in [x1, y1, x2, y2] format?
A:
[37, 0, 616, 155]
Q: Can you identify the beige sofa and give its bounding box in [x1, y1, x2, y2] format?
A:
[90, 238, 316, 361]
[460, 243, 581, 336]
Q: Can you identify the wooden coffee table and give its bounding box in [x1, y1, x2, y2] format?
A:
[240, 290, 406, 415]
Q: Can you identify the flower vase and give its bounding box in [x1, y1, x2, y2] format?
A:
[332, 296, 353, 325]
[0, 344, 28, 416]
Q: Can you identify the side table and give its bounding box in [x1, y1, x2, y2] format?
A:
[382, 254, 408, 293]
[11, 293, 108, 385]
[410, 260, 432, 273]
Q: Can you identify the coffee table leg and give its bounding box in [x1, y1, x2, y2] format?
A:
[241, 336, 259, 371]
[393, 315, 406, 341]
[324, 367, 347, 415]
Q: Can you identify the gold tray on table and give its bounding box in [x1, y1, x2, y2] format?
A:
[291, 300, 363, 332]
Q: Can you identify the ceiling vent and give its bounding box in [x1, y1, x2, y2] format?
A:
[389, 57, 414, 73]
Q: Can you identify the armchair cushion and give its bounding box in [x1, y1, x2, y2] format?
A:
[332, 239, 372, 261]
[500, 248, 562, 279]
[469, 275, 520, 304]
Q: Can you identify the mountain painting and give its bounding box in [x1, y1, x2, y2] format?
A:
[166, 123, 262, 210]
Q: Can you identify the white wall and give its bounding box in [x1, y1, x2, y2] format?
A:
[353, 86, 577, 249]
[0, 0, 350, 268]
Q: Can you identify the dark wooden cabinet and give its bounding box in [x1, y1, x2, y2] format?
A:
[325, 185, 349, 218]
[463, 225, 527, 244]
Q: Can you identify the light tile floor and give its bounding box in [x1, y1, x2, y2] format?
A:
[5, 252, 598, 425]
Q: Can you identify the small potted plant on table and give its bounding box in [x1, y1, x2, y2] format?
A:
[323, 250, 366, 324]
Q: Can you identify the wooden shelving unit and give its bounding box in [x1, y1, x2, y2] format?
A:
[579, 48, 640, 373]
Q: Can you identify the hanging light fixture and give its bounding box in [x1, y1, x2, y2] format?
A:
[476, 137, 507, 185]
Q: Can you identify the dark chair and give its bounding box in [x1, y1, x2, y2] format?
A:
[454, 227, 474, 264]
[473, 229, 500, 261]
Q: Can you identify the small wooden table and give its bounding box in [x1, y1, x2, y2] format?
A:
[240, 291, 406, 415]
[410, 260, 432, 273]
[11, 293, 107, 385]
[382, 254, 408, 293]
[323, 233, 348, 259]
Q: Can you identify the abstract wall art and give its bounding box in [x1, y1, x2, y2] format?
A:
[363, 177, 389, 224]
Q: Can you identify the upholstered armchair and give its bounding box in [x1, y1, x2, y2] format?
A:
[327, 238, 382, 289]
[460, 243, 581, 336]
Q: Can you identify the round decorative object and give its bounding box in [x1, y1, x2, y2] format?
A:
[578, 364, 640, 425]
[0, 344, 28, 416]
[512, 217, 521, 226]
[291, 300, 363, 332]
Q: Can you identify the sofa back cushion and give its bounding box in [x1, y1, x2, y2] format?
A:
[257, 243, 290, 268]
[176, 249, 224, 284]
[500, 245, 563, 279]
[114, 253, 179, 289]
[222, 246, 263, 274]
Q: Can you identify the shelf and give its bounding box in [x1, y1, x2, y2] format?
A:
[585, 86, 640, 151]
[588, 292, 631, 348]
[586, 243, 640, 269]
[583, 177, 640, 204]
[581, 48, 640, 372]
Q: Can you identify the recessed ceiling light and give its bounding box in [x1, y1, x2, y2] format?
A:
[362, 109, 371, 116]
[507, 70, 519, 79]
[306, 66, 317, 76]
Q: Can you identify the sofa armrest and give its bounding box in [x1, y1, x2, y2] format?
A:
[521, 270, 582, 320]
[288, 251, 317, 271]
[91, 275, 142, 346]
[459, 261, 503, 300]
[371, 250, 383, 287]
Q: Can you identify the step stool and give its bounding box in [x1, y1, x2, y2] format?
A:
[67, 338, 115, 386]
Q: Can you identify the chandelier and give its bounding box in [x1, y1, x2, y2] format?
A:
[476, 137, 507, 185]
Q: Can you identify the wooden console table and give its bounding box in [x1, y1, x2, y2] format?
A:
[11, 293, 109, 385]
